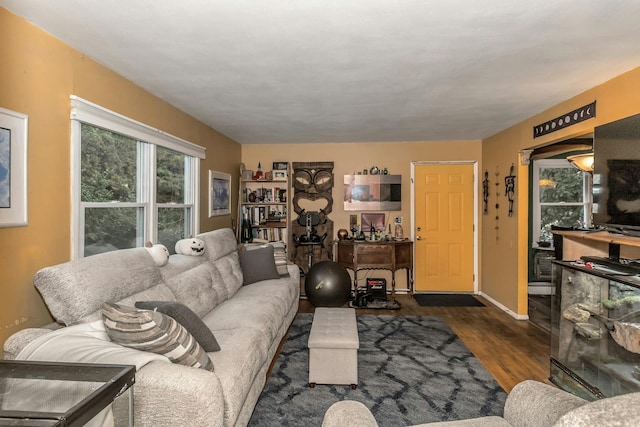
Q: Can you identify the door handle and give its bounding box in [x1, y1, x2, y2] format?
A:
[416, 236, 422, 240]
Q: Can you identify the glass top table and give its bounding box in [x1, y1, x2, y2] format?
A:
[0, 360, 135, 426]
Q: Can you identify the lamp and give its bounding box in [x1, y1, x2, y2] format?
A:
[567, 153, 594, 173]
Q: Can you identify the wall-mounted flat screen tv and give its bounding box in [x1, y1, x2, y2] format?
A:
[593, 113, 640, 235]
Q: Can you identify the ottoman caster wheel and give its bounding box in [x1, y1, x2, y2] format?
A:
[351, 384, 357, 390]
[309, 383, 316, 388]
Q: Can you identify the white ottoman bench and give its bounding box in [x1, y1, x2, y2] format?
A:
[308, 307, 359, 389]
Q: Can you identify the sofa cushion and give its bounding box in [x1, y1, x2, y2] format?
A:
[78, 283, 177, 324]
[212, 253, 244, 298]
[202, 295, 284, 343]
[102, 302, 214, 371]
[163, 262, 223, 318]
[35, 248, 163, 325]
[135, 301, 221, 352]
[244, 241, 290, 276]
[239, 246, 280, 285]
[234, 277, 299, 320]
[207, 327, 271, 426]
[198, 228, 238, 262]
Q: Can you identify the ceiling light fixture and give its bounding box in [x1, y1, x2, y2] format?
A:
[567, 153, 594, 173]
[538, 178, 557, 188]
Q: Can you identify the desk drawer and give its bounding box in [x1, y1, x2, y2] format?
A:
[355, 244, 393, 266]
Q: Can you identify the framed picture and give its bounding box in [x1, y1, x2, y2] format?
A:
[209, 170, 231, 217]
[343, 174, 401, 211]
[273, 170, 288, 181]
[361, 213, 385, 232]
[272, 161, 288, 170]
[0, 107, 28, 227]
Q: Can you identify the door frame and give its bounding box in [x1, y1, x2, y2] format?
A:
[410, 161, 479, 294]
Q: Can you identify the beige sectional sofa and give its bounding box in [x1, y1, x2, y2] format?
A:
[3, 228, 299, 427]
[322, 380, 640, 427]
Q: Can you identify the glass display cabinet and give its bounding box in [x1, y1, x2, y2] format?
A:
[551, 260, 640, 400]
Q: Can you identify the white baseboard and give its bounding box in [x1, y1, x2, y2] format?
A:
[479, 292, 529, 320]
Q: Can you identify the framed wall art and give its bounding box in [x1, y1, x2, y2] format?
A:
[343, 174, 401, 211]
[209, 170, 231, 217]
[0, 107, 28, 227]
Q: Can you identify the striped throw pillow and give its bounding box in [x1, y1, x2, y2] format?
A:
[102, 302, 214, 371]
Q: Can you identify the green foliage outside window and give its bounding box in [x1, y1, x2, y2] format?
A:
[538, 167, 587, 242]
[81, 124, 191, 256]
[156, 146, 188, 253]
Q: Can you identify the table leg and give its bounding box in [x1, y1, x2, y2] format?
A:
[128, 385, 134, 427]
[391, 271, 396, 300]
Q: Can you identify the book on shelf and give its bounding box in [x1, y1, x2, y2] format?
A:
[251, 226, 287, 242]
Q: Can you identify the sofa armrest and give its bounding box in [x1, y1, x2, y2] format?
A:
[113, 360, 225, 427]
[322, 401, 379, 427]
[3, 328, 57, 360]
[503, 380, 587, 427]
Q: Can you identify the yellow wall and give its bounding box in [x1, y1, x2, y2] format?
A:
[0, 9, 240, 348]
[483, 66, 640, 316]
[241, 140, 483, 290]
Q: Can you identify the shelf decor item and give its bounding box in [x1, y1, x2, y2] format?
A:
[273, 170, 287, 181]
[0, 107, 28, 228]
[209, 170, 231, 217]
[273, 161, 288, 170]
[253, 162, 264, 180]
[242, 169, 254, 181]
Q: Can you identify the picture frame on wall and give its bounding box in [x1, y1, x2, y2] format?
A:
[0, 107, 28, 228]
[209, 170, 231, 217]
[343, 174, 401, 211]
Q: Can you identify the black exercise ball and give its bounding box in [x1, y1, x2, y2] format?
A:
[305, 261, 352, 307]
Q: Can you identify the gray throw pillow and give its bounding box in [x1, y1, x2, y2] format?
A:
[102, 302, 214, 371]
[245, 242, 290, 277]
[134, 301, 220, 352]
[238, 245, 280, 285]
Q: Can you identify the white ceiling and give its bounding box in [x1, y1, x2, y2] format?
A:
[3, 1, 640, 144]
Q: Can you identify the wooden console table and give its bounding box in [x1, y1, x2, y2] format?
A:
[336, 239, 414, 299]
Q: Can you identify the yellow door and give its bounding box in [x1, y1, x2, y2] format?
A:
[414, 163, 475, 292]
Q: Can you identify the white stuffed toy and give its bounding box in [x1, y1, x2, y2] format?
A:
[175, 237, 205, 256]
[145, 242, 170, 266]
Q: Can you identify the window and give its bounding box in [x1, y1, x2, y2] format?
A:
[71, 96, 205, 258]
[532, 159, 591, 246]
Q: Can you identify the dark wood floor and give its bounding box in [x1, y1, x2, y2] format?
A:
[296, 294, 551, 393]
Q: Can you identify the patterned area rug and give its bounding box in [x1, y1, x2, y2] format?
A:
[249, 313, 506, 426]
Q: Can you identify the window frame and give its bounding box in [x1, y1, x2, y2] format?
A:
[531, 158, 592, 247]
[70, 96, 205, 259]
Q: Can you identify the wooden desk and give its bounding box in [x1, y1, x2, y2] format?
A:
[336, 239, 413, 299]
